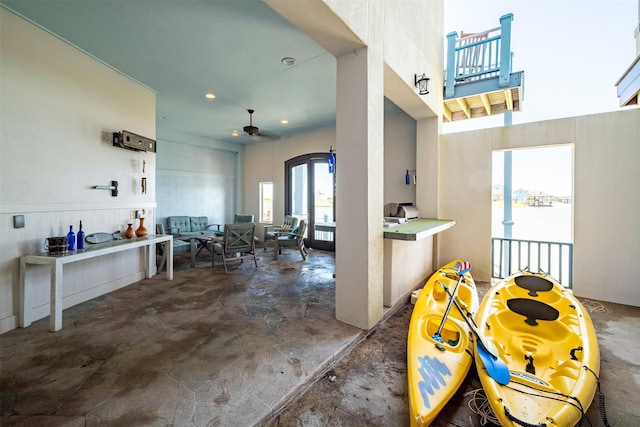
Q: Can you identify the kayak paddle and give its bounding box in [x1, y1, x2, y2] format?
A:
[432, 261, 471, 344]
[437, 279, 511, 385]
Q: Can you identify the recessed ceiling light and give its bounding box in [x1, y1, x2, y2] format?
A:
[281, 119, 289, 124]
[205, 93, 216, 99]
[231, 130, 239, 137]
[281, 57, 296, 66]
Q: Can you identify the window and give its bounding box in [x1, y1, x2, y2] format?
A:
[260, 182, 273, 223]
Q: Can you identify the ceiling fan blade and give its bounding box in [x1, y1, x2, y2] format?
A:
[256, 130, 280, 141]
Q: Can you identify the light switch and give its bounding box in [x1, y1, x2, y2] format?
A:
[14, 215, 25, 228]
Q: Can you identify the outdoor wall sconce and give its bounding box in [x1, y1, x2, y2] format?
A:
[328, 146, 336, 174]
[405, 170, 416, 185]
[415, 74, 430, 95]
[94, 180, 119, 196]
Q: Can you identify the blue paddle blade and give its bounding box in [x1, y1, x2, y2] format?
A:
[477, 340, 511, 385]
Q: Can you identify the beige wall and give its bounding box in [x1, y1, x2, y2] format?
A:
[244, 110, 417, 240]
[0, 9, 158, 333]
[440, 109, 640, 307]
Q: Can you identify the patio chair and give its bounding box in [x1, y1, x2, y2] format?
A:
[156, 223, 190, 272]
[233, 214, 254, 223]
[263, 215, 298, 251]
[212, 222, 258, 273]
[274, 219, 307, 260]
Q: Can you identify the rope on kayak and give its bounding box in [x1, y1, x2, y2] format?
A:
[503, 382, 589, 426]
[464, 388, 498, 425]
[585, 366, 611, 427]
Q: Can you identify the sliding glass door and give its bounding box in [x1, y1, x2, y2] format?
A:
[285, 153, 335, 251]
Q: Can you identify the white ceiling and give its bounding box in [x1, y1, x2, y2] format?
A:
[2, 0, 367, 144]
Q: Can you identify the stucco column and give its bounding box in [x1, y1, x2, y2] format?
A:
[335, 44, 384, 330]
[415, 117, 442, 268]
[416, 117, 440, 218]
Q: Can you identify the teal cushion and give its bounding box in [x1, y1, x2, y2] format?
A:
[190, 216, 209, 231]
[167, 216, 191, 234]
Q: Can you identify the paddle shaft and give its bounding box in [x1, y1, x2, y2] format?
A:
[433, 272, 465, 340]
[437, 280, 499, 358]
[437, 280, 511, 385]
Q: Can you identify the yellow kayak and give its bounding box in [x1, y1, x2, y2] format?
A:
[407, 260, 479, 426]
[475, 271, 600, 427]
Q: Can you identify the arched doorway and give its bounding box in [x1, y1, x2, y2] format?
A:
[285, 153, 335, 251]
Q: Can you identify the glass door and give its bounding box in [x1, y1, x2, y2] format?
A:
[285, 153, 335, 251]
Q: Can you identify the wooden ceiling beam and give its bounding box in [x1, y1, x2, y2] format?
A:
[480, 93, 491, 116]
[443, 103, 452, 122]
[456, 97, 471, 119]
[504, 89, 513, 111]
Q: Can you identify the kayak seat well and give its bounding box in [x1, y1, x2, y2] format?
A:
[505, 323, 584, 384]
[423, 317, 461, 348]
[548, 358, 583, 392]
[487, 308, 571, 343]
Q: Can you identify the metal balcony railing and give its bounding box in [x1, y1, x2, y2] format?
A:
[491, 237, 574, 288]
[445, 13, 513, 98]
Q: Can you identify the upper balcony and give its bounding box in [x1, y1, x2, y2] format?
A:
[443, 13, 524, 122]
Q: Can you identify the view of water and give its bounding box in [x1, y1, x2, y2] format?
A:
[492, 202, 572, 243]
[492, 202, 573, 285]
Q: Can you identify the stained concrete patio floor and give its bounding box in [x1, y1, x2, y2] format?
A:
[1, 248, 639, 426]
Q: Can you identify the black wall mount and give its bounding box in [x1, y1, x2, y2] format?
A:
[94, 181, 119, 197]
[113, 130, 156, 153]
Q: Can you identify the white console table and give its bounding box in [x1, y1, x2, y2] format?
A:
[20, 234, 173, 332]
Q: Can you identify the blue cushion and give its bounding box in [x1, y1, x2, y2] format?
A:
[190, 216, 209, 231]
[167, 216, 191, 234]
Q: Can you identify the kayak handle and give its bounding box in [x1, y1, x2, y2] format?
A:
[504, 407, 547, 427]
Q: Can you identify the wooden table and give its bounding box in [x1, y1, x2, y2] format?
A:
[175, 234, 216, 267]
[20, 234, 173, 332]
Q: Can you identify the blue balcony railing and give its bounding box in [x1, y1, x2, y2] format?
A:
[491, 237, 574, 288]
[445, 13, 514, 98]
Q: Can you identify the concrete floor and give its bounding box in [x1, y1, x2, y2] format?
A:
[2, 248, 639, 426]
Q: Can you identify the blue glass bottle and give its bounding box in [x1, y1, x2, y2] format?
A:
[77, 221, 85, 249]
[67, 225, 76, 251]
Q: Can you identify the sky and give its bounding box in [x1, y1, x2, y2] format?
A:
[443, 0, 638, 133]
[443, 0, 638, 196]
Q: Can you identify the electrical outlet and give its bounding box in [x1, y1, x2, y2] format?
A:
[130, 210, 136, 219]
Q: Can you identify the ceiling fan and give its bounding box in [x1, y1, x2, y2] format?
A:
[242, 109, 280, 141]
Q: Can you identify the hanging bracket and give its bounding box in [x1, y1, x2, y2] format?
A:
[94, 180, 119, 197]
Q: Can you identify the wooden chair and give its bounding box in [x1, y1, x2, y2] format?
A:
[263, 215, 299, 251]
[156, 223, 190, 272]
[274, 219, 307, 260]
[233, 214, 254, 223]
[212, 223, 257, 273]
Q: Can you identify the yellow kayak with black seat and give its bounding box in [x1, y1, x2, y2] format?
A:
[475, 270, 600, 427]
[407, 260, 479, 426]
